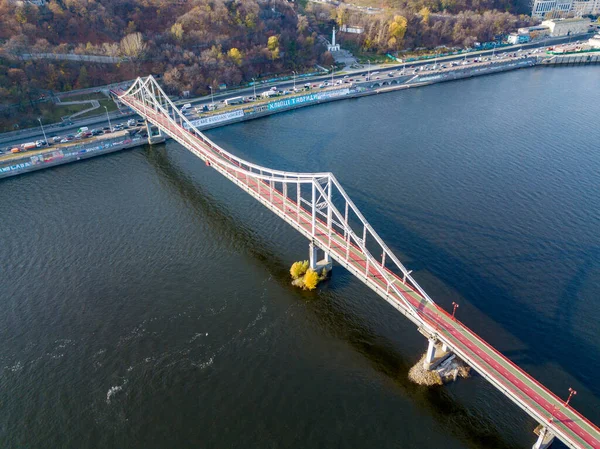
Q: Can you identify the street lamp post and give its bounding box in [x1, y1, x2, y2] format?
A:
[37, 117, 48, 146]
[330, 65, 334, 86]
[451, 302, 459, 320]
[251, 78, 256, 99]
[209, 86, 215, 106]
[367, 59, 371, 79]
[104, 106, 112, 132]
[565, 387, 577, 407]
[292, 71, 296, 91]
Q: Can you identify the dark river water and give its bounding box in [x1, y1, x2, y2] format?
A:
[1, 66, 600, 449]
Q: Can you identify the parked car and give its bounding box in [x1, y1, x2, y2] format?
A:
[52, 136, 62, 142]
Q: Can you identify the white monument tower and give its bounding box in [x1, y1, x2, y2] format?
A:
[327, 27, 341, 52]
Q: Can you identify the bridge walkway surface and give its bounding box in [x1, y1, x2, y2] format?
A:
[116, 76, 600, 449]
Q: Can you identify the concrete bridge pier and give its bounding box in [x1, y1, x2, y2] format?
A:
[422, 337, 453, 371]
[309, 242, 332, 276]
[532, 426, 555, 449]
[424, 338, 437, 369]
[146, 120, 165, 145]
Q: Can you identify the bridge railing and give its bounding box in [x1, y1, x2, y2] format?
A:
[119, 76, 438, 324]
[117, 76, 600, 449]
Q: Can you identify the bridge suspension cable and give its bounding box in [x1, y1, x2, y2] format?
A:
[116, 76, 600, 449]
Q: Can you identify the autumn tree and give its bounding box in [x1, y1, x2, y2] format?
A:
[335, 5, 349, 27]
[388, 15, 408, 48]
[170, 23, 184, 41]
[227, 47, 242, 66]
[267, 35, 279, 60]
[303, 269, 319, 290]
[76, 66, 88, 88]
[297, 15, 308, 33]
[290, 261, 309, 279]
[120, 32, 146, 60]
[419, 7, 431, 24]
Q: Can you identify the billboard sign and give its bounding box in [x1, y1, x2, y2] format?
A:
[185, 109, 244, 129]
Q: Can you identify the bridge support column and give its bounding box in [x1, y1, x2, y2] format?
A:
[424, 338, 437, 370]
[532, 426, 555, 449]
[309, 242, 333, 276]
[309, 242, 318, 271]
[146, 120, 165, 145]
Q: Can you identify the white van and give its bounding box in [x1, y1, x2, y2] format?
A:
[77, 126, 89, 133]
[181, 103, 192, 111]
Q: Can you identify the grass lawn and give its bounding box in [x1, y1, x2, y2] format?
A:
[59, 92, 109, 102]
[0, 102, 93, 133]
[76, 97, 119, 119]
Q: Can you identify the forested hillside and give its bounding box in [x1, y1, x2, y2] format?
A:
[0, 0, 327, 106]
[305, 2, 535, 54]
[364, 0, 532, 15]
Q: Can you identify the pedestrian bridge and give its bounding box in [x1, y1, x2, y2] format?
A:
[115, 76, 600, 449]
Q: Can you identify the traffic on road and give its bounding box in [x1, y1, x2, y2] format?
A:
[0, 37, 591, 160]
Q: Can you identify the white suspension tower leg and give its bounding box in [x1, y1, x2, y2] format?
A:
[326, 177, 332, 258]
[283, 177, 287, 212]
[296, 183, 301, 224]
[311, 181, 316, 238]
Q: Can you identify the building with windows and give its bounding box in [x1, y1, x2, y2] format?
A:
[571, 0, 600, 16]
[532, 0, 600, 18]
[541, 18, 592, 36]
[516, 25, 551, 40]
[340, 24, 364, 34]
[532, 0, 573, 17]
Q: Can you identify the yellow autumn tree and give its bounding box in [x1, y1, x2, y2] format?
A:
[171, 23, 184, 41]
[419, 7, 431, 24]
[267, 35, 280, 60]
[303, 269, 319, 290]
[227, 47, 242, 66]
[389, 15, 408, 43]
[290, 260, 309, 279]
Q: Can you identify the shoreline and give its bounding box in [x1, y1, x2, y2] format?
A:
[1, 55, 598, 180]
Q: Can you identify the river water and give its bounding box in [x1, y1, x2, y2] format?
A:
[1, 66, 599, 449]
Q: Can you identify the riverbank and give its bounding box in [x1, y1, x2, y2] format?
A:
[2, 54, 598, 180]
[0, 135, 144, 178]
